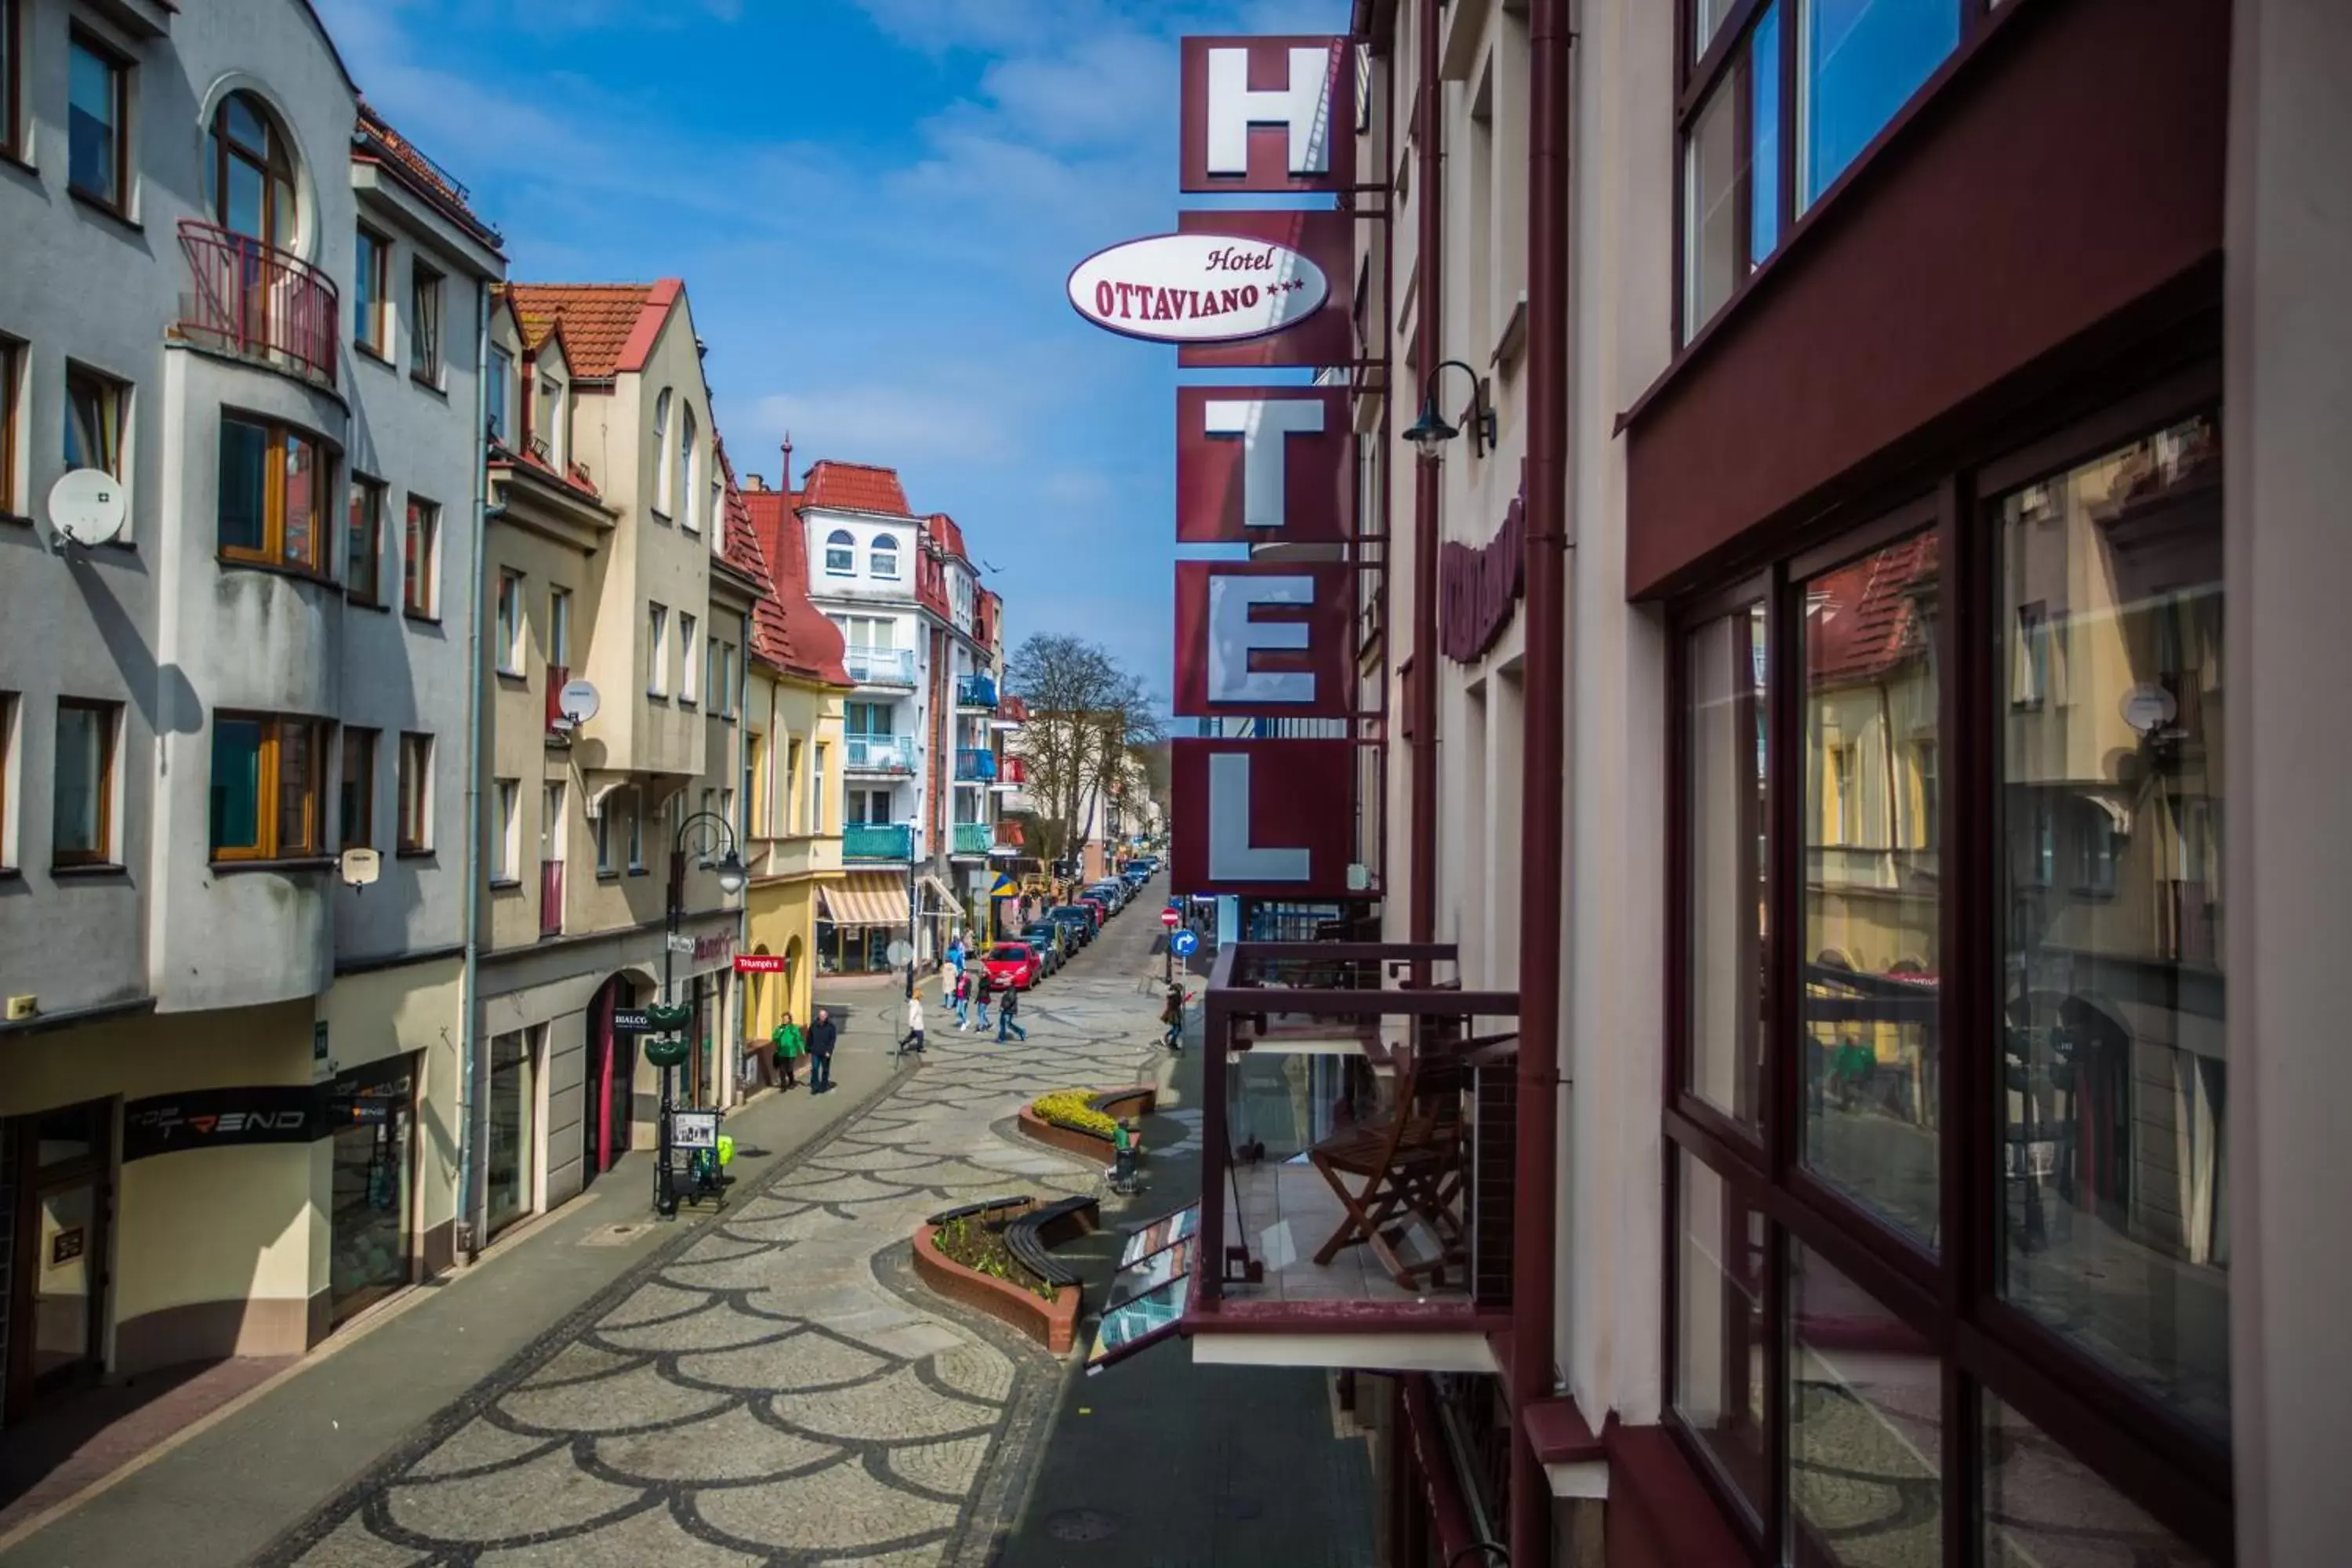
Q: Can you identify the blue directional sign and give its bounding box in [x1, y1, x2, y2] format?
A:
[1170, 929, 1200, 959]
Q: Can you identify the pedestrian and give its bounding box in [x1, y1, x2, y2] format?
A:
[972, 971, 994, 1033]
[996, 984, 1026, 1043]
[953, 967, 972, 1029]
[806, 1007, 839, 1094]
[771, 1010, 804, 1091]
[901, 993, 927, 1056]
[1160, 982, 1187, 1052]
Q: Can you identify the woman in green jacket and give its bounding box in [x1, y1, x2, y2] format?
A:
[772, 1011, 806, 1091]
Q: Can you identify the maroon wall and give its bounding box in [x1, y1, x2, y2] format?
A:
[1624, 0, 2229, 599]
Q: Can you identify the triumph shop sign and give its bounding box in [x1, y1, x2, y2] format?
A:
[1069, 33, 1364, 900]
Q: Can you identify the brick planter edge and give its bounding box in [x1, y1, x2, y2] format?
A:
[913, 1219, 1080, 1355]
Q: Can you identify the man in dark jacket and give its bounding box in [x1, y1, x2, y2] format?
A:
[806, 1008, 840, 1094]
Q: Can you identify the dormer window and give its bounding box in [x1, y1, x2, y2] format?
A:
[871, 532, 900, 580]
[825, 530, 855, 575]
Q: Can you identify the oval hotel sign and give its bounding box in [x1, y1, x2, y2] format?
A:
[1067, 233, 1328, 345]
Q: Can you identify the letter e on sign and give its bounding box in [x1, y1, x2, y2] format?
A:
[1176, 387, 1351, 543]
[1169, 739, 1354, 897]
[1173, 561, 1354, 719]
[1181, 37, 1356, 194]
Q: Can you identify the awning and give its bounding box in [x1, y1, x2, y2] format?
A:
[817, 873, 910, 928]
[917, 873, 960, 917]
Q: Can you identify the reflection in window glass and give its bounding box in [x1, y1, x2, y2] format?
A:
[1981, 1394, 2214, 1567]
[1694, 0, 1738, 60]
[1682, 71, 1740, 338]
[1686, 604, 1769, 1128]
[1798, 0, 1959, 208]
[1788, 1243, 1942, 1564]
[1994, 414, 2229, 1439]
[1751, 5, 1783, 265]
[1674, 1152, 1766, 1524]
[1802, 531, 1940, 1243]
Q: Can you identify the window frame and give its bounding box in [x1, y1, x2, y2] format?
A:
[1, 0, 21, 165]
[678, 611, 699, 706]
[647, 603, 669, 698]
[548, 585, 572, 668]
[65, 27, 129, 215]
[64, 361, 126, 480]
[217, 412, 327, 575]
[495, 569, 524, 675]
[677, 405, 700, 534]
[869, 530, 900, 580]
[0, 335, 20, 517]
[1658, 365, 2233, 1565]
[339, 725, 376, 851]
[824, 529, 855, 575]
[396, 731, 433, 853]
[347, 474, 385, 604]
[492, 777, 520, 884]
[207, 711, 326, 864]
[652, 388, 673, 517]
[50, 697, 118, 868]
[404, 495, 440, 618]
[409, 258, 445, 386]
[354, 228, 390, 357]
[208, 91, 293, 247]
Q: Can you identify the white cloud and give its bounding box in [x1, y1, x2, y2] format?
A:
[750, 383, 1014, 466]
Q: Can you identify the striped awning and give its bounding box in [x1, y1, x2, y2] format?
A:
[818, 872, 909, 928]
[917, 873, 960, 917]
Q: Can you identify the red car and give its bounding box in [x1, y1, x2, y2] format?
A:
[1075, 895, 1109, 929]
[980, 942, 1044, 991]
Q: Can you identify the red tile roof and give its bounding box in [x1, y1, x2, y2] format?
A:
[354, 100, 503, 250]
[1806, 534, 1937, 688]
[925, 511, 970, 564]
[503, 280, 682, 379]
[742, 477, 852, 688]
[800, 461, 912, 517]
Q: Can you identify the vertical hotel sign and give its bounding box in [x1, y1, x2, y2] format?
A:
[1068, 33, 1361, 898]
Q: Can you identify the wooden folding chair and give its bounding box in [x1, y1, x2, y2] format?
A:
[1308, 1055, 1467, 1288]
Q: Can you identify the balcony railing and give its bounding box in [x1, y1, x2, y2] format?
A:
[544, 664, 569, 737]
[176, 220, 339, 388]
[956, 674, 998, 710]
[539, 862, 564, 938]
[843, 648, 916, 687]
[954, 748, 997, 782]
[951, 822, 993, 856]
[845, 735, 911, 773]
[844, 822, 913, 862]
[992, 756, 1028, 789]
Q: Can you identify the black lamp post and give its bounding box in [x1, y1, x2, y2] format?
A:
[657, 809, 748, 1219]
[1402, 358, 1497, 461]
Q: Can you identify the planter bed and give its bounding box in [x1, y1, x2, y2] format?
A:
[1014, 1085, 1157, 1167]
[912, 1198, 1082, 1353]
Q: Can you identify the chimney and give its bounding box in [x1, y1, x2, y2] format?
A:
[745, 474, 767, 492]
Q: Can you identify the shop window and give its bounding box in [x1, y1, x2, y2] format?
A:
[486, 1030, 539, 1236]
[325, 1058, 415, 1325]
[209, 713, 325, 862]
[347, 476, 385, 604]
[52, 699, 117, 867]
[340, 726, 376, 851]
[1786, 1241, 1944, 1561]
[1673, 1149, 1766, 1524]
[397, 731, 432, 852]
[219, 415, 325, 572]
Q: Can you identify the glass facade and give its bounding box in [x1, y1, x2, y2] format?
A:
[326, 1058, 416, 1327]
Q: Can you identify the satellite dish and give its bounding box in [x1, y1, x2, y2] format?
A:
[48, 469, 127, 548]
[557, 679, 601, 728]
[340, 847, 382, 890]
[886, 939, 914, 969]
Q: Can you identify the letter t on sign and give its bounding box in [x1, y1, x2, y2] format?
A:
[1205, 398, 1324, 531]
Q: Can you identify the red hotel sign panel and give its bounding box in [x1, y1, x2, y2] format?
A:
[1174, 210, 1353, 368]
[1169, 739, 1356, 897]
[1175, 387, 1351, 543]
[1173, 561, 1355, 720]
[1179, 37, 1356, 195]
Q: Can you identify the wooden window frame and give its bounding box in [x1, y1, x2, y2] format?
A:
[1, 336, 20, 517]
[64, 361, 125, 480]
[65, 27, 129, 215]
[217, 414, 326, 575]
[354, 227, 390, 358]
[208, 712, 325, 863]
[347, 475, 384, 604]
[404, 496, 439, 618]
[208, 91, 293, 245]
[339, 726, 376, 851]
[51, 699, 118, 868]
[409, 259, 445, 386]
[1658, 368, 2233, 1566]
[396, 731, 433, 853]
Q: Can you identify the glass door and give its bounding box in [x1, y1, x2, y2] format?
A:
[16, 1100, 113, 1410]
[325, 1058, 416, 1327]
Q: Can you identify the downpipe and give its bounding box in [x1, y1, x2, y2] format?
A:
[1409, 0, 1444, 948]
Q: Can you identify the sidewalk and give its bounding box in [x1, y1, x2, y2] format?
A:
[0, 1017, 912, 1568]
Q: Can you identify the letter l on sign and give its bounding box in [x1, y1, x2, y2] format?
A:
[1207, 751, 1308, 881]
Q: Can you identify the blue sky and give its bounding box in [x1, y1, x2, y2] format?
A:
[314, 0, 1348, 693]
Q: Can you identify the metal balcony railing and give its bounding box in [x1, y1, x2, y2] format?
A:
[993, 756, 1028, 789]
[843, 648, 916, 687]
[956, 673, 998, 709]
[955, 748, 997, 782]
[843, 822, 913, 862]
[845, 735, 910, 773]
[176, 220, 339, 388]
[951, 822, 993, 856]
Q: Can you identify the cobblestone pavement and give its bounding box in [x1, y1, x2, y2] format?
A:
[261, 935, 1167, 1568]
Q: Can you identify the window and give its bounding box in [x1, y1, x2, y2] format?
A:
[410, 260, 444, 383]
[339, 727, 376, 851]
[1665, 403, 2230, 1567]
[811, 745, 827, 834]
[1797, 0, 1959, 209]
[354, 230, 390, 354]
[625, 790, 644, 871]
[208, 713, 325, 862]
[870, 531, 900, 579]
[1679, 3, 1780, 340]
[396, 732, 432, 851]
[0, 691, 15, 869]
[1, 336, 20, 516]
[647, 604, 669, 696]
[548, 586, 572, 668]
[595, 799, 615, 875]
[539, 377, 564, 467]
[719, 788, 735, 835]
[824, 529, 854, 575]
[783, 739, 803, 834]
[67, 32, 125, 211]
[52, 699, 117, 866]
[64, 364, 124, 477]
[492, 779, 519, 883]
[404, 497, 439, 616]
[678, 612, 699, 704]
[495, 571, 523, 674]
[710, 477, 723, 550]
[218, 415, 324, 572]
[652, 388, 673, 515]
[677, 405, 699, 533]
[208, 92, 293, 247]
[1, 0, 20, 163]
[347, 477, 384, 603]
[487, 345, 512, 441]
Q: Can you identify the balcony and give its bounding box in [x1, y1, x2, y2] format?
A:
[954, 748, 997, 783]
[539, 862, 564, 938]
[1187, 942, 1519, 1371]
[843, 648, 916, 688]
[951, 822, 993, 857]
[991, 756, 1028, 792]
[956, 674, 998, 710]
[845, 735, 912, 774]
[843, 822, 913, 862]
[175, 221, 339, 389]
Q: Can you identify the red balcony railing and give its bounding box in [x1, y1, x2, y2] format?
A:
[545, 664, 570, 736]
[176, 220, 340, 388]
[539, 862, 564, 938]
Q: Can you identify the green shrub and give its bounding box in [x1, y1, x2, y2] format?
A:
[931, 1215, 1056, 1301]
[1031, 1089, 1117, 1140]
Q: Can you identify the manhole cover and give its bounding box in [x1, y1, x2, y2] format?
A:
[1045, 1509, 1120, 1542]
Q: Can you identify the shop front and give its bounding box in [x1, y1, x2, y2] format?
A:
[2, 1100, 113, 1423]
[321, 1057, 419, 1327]
[815, 870, 956, 973]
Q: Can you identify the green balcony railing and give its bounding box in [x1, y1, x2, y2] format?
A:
[844, 822, 913, 862]
[951, 822, 993, 856]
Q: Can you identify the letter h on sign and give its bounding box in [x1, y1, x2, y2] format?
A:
[1181, 37, 1357, 193]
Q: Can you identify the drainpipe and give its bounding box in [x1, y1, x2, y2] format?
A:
[458, 280, 494, 1262]
[1511, 2, 1573, 1565]
[1408, 0, 1443, 949]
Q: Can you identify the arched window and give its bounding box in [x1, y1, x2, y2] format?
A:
[870, 532, 900, 580]
[824, 530, 855, 575]
[652, 389, 673, 514]
[209, 91, 296, 246]
[678, 406, 700, 532]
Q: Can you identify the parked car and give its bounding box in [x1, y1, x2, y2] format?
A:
[1022, 922, 1069, 973]
[1074, 896, 1110, 930]
[1087, 880, 1129, 913]
[981, 942, 1044, 991]
[1047, 906, 1097, 946]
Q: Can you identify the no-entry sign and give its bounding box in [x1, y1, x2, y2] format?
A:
[1161, 907, 1181, 928]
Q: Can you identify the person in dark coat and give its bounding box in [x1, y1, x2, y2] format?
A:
[806, 1008, 840, 1094]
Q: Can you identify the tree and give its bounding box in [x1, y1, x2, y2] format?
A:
[1004, 634, 1162, 872]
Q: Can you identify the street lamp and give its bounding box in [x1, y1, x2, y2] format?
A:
[1402, 358, 1496, 461]
[656, 808, 748, 1219]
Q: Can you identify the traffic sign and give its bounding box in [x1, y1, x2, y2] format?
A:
[1160, 907, 1181, 928]
[672, 1110, 719, 1149]
[1171, 929, 1200, 959]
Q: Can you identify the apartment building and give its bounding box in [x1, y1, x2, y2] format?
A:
[470, 279, 748, 1234]
[0, 0, 501, 1419]
[792, 459, 1004, 972]
[1176, 1, 2347, 1563]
